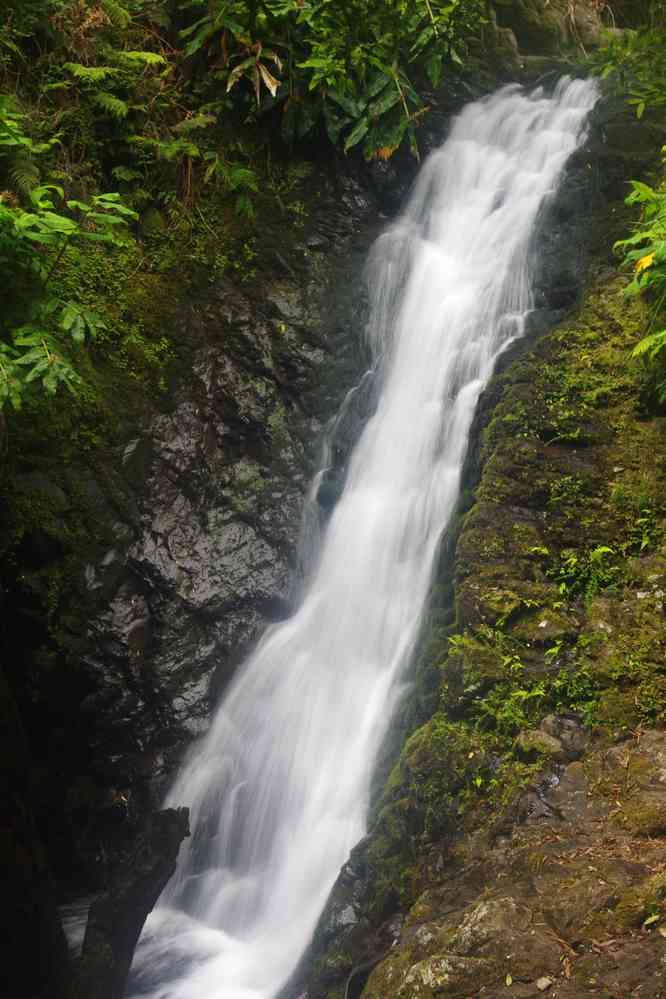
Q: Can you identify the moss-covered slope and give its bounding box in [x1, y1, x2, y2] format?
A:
[304, 226, 666, 999]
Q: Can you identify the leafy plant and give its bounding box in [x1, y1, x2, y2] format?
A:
[590, 26, 666, 119]
[0, 96, 137, 409]
[476, 680, 547, 735]
[613, 178, 666, 401]
[549, 545, 620, 602]
[177, 0, 485, 160]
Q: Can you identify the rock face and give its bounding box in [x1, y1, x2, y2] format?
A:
[493, 0, 602, 54]
[81, 189, 373, 773]
[73, 807, 190, 999]
[10, 172, 380, 895]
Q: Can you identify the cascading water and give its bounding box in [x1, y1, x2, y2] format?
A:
[128, 76, 598, 999]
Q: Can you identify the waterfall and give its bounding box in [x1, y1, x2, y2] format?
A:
[128, 76, 598, 999]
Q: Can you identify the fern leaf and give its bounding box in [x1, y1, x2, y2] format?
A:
[111, 165, 142, 182]
[632, 329, 666, 360]
[117, 51, 167, 67]
[94, 92, 129, 120]
[101, 0, 131, 28]
[173, 114, 216, 133]
[64, 63, 118, 83]
[9, 152, 40, 196]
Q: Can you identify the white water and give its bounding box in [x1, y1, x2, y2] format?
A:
[128, 77, 598, 999]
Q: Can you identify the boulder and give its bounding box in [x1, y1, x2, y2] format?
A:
[493, 0, 601, 53]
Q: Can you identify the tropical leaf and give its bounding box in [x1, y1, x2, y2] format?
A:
[344, 116, 370, 152]
[258, 62, 280, 98]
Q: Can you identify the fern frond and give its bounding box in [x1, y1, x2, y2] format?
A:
[94, 92, 129, 120]
[117, 51, 167, 67]
[9, 151, 40, 196]
[632, 329, 666, 360]
[173, 114, 216, 133]
[64, 63, 118, 83]
[101, 0, 131, 28]
[111, 165, 142, 182]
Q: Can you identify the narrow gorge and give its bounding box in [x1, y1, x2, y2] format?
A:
[3, 4, 666, 999]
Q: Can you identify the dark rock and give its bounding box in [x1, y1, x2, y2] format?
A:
[1, 664, 71, 999]
[73, 807, 189, 999]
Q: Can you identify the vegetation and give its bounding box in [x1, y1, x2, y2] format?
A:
[176, 0, 485, 158]
[615, 179, 666, 403]
[0, 0, 488, 412]
[0, 97, 138, 408]
[590, 11, 666, 404]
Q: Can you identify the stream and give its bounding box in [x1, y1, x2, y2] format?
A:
[127, 76, 599, 999]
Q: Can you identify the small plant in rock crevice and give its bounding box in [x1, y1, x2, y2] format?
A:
[548, 544, 621, 602]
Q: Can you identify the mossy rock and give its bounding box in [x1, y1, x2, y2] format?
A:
[617, 798, 666, 837]
[515, 728, 566, 762]
[613, 871, 666, 928]
[511, 606, 578, 645]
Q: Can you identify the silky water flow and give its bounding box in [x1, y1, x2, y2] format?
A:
[128, 76, 599, 999]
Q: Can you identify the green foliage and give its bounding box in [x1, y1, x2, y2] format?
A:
[0, 96, 137, 409]
[590, 26, 666, 119]
[0, 0, 486, 418]
[476, 680, 547, 734]
[548, 545, 620, 601]
[614, 178, 666, 401]
[591, 15, 666, 404]
[94, 91, 130, 119]
[177, 0, 485, 160]
[63, 62, 119, 83]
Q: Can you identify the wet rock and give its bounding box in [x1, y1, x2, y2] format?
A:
[364, 897, 558, 998]
[74, 807, 189, 999]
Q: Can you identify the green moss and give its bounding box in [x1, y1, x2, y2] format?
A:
[618, 801, 666, 837]
[268, 402, 289, 444]
[514, 728, 565, 761]
[614, 872, 666, 928]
